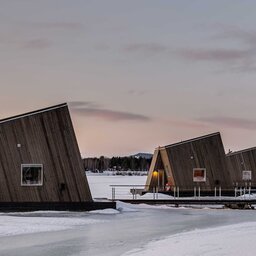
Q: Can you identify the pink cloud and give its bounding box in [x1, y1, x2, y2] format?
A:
[69, 101, 150, 122]
[199, 116, 256, 130]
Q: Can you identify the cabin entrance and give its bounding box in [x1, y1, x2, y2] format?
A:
[152, 169, 166, 191]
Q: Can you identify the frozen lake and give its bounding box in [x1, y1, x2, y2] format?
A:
[87, 174, 147, 199]
[0, 175, 256, 256]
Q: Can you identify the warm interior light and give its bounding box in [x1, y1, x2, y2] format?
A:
[153, 170, 158, 177]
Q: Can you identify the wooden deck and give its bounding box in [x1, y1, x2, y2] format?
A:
[119, 199, 256, 209]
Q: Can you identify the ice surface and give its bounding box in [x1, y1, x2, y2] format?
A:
[87, 174, 147, 199]
[0, 215, 104, 237]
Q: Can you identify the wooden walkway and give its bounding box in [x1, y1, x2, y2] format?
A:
[119, 199, 256, 208]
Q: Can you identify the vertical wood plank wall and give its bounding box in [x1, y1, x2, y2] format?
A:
[0, 104, 92, 202]
[226, 148, 256, 186]
[146, 133, 233, 191]
[166, 133, 231, 190]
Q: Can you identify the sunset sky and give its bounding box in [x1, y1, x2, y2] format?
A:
[1, 1, 256, 157]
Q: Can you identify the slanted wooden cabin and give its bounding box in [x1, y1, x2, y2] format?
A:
[0, 103, 93, 208]
[226, 147, 256, 188]
[145, 132, 233, 196]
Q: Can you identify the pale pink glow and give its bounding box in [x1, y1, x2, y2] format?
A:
[1, 2, 256, 157]
[72, 114, 214, 157]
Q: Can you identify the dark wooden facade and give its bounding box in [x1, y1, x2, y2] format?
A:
[226, 147, 256, 187]
[146, 132, 232, 193]
[0, 103, 92, 202]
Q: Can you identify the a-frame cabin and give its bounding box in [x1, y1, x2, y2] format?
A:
[226, 147, 256, 188]
[0, 103, 95, 210]
[145, 132, 232, 196]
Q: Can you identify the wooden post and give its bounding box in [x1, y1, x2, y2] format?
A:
[112, 187, 115, 201]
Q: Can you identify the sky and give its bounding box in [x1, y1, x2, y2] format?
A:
[1, 0, 256, 157]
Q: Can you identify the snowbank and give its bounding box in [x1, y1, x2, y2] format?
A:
[122, 222, 256, 256]
[89, 208, 120, 214]
[116, 201, 140, 212]
[138, 193, 174, 199]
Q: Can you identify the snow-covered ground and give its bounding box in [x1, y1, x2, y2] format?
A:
[1, 175, 256, 256]
[123, 222, 256, 256]
[87, 173, 147, 199]
[0, 213, 105, 237]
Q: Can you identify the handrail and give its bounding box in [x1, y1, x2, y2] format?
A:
[109, 184, 256, 201]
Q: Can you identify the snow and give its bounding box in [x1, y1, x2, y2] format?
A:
[238, 193, 256, 199]
[0, 215, 104, 237]
[138, 192, 174, 199]
[1, 175, 256, 256]
[116, 201, 140, 212]
[88, 208, 120, 214]
[87, 174, 147, 199]
[122, 222, 256, 256]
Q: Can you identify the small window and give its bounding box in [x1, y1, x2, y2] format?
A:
[242, 170, 252, 181]
[21, 164, 43, 186]
[193, 168, 206, 182]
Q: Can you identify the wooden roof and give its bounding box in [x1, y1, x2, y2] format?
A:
[160, 132, 221, 149]
[226, 147, 256, 156]
[0, 103, 67, 124]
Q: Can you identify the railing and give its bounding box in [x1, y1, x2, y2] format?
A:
[110, 185, 148, 200]
[109, 185, 256, 201]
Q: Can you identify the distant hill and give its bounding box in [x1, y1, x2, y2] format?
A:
[132, 153, 153, 160]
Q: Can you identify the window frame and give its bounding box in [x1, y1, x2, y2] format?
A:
[242, 170, 252, 181]
[21, 164, 44, 186]
[193, 168, 206, 182]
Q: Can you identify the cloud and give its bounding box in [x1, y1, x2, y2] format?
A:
[27, 22, 85, 31]
[22, 38, 52, 49]
[199, 116, 256, 130]
[121, 28, 256, 72]
[211, 24, 256, 47]
[175, 26, 256, 72]
[69, 101, 151, 122]
[123, 43, 169, 56]
[0, 21, 84, 50]
[176, 48, 251, 62]
[127, 89, 148, 96]
[68, 101, 99, 108]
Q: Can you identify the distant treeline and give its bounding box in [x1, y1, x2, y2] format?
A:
[83, 156, 152, 172]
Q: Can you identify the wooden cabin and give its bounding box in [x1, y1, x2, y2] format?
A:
[0, 103, 92, 205]
[226, 147, 256, 188]
[145, 132, 233, 195]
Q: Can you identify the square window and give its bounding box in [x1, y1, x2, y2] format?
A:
[242, 170, 252, 181]
[193, 168, 206, 182]
[21, 164, 43, 186]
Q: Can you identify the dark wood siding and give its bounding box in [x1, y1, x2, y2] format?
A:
[146, 133, 232, 191]
[0, 104, 92, 202]
[226, 148, 256, 187]
[166, 133, 231, 190]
